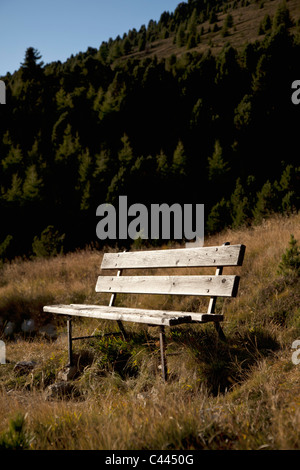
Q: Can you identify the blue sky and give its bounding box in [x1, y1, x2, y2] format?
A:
[1, 0, 184, 76]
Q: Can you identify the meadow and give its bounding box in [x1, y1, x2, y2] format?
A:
[0, 213, 299, 450]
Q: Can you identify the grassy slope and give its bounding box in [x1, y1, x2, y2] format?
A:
[0, 213, 299, 450]
[122, 0, 300, 61]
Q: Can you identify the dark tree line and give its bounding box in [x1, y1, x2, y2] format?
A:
[0, 0, 299, 259]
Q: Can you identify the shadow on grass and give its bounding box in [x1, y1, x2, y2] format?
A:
[40, 323, 280, 397]
[168, 324, 280, 395]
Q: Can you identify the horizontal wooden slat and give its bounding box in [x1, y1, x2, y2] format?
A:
[68, 304, 222, 323]
[43, 304, 224, 325]
[101, 244, 245, 270]
[95, 275, 240, 297]
[43, 304, 192, 326]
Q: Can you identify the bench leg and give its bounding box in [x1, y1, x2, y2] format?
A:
[117, 320, 127, 340]
[67, 318, 73, 366]
[159, 326, 168, 381]
[214, 321, 226, 342]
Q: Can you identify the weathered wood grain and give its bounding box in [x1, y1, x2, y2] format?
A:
[43, 304, 192, 326]
[43, 304, 224, 325]
[101, 244, 245, 269]
[95, 275, 240, 297]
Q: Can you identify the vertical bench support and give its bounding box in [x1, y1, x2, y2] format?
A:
[207, 242, 229, 342]
[109, 267, 127, 340]
[67, 317, 73, 366]
[65, 261, 127, 369]
[159, 326, 168, 381]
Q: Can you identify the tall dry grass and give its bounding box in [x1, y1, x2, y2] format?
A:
[0, 213, 299, 450]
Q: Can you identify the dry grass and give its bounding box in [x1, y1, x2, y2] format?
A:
[0, 213, 300, 450]
[122, 0, 300, 62]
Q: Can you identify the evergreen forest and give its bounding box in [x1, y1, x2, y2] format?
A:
[1, 0, 300, 259]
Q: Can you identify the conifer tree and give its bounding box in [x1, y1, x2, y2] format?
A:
[118, 134, 134, 166]
[20, 47, 44, 82]
[156, 150, 169, 178]
[278, 234, 300, 277]
[21, 47, 44, 72]
[172, 140, 187, 177]
[252, 180, 279, 223]
[208, 140, 229, 181]
[138, 31, 146, 51]
[273, 1, 292, 32]
[5, 174, 23, 203]
[23, 165, 43, 202]
[78, 149, 92, 211]
[123, 37, 132, 55]
[176, 23, 186, 47]
[230, 178, 250, 228]
[2, 145, 23, 175]
[188, 9, 198, 36]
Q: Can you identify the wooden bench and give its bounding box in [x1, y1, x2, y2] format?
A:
[43, 242, 245, 380]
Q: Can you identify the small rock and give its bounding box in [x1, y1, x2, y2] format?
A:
[57, 365, 78, 382]
[45, 381, 76, 400]
[4, 321, 15, 337]
[21, 319, 35, 334]
[14, 360, 37, 374]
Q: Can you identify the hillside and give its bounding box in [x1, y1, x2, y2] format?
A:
[0, 213, 299, 450]
[1, 0, 300, 453]
[0, 0, 299, 261]
[122, 0, 300, 60]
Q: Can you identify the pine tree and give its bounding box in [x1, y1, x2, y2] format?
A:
[32, 226, 65, 258]
[106, 135, 134, 204]
[273, 1, 292, 32]
[5, 174, 23, 203]
[258, 14, 272, 35]
[2, 145, 23, 175]
[98, 42, 109, 63]
[187, 34, 197, 50]
[23, 165, 43, 201]
[118, 134, 134, 166]
[208, 140, 229, 181]
[20, 47, 44, 80]
[176, 23, 186, 47]
[156, 150, 169, 178]
[78, 149, 92, 211]
[123, 37, 132, 55]
[93, 149, 111, 181]
[0, 235, 13, 263]
[55, 124, 80, 158]
[21, 47, 44, 70]
[252, 180, 279, 223]
[224, 13, 233, 29]
[278, 234, 300, 277]
[138, 32, 146, 52]
[188, 9, 198, 36]
[172, 140, 187, 177]
[230, 178, 250, 228]
[109, 41, 123, 60]
[206, 199, 231, 233]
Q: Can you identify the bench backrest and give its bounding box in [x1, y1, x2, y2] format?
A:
[96, 243, 245, 299]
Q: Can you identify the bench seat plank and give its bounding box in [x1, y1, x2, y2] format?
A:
[96, 275, 239, 297]
[101, 244, 245, 269]
[43, 304, 223, 326]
